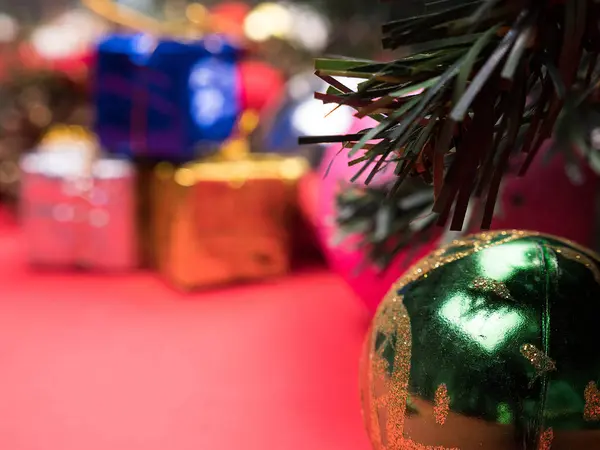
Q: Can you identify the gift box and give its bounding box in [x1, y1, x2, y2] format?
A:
[94, 33, 242, 162]
[20, 132, 138, 270]
[149, 150, 309, 289]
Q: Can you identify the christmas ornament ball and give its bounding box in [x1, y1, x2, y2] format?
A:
[361, 230, 600, 450]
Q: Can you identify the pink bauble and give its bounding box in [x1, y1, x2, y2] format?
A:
[306, 117, 599, 315]
[303, 118, 442, 313]
[490, 145, 599, 246]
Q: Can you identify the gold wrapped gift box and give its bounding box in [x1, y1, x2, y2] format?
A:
[150, 154, 309, 289]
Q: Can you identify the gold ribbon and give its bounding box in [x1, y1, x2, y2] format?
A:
[162, 108, 307, 188]
[82, 0, 214, 37]
[41, 124, 99, 180]
[219, 110, 260, 161]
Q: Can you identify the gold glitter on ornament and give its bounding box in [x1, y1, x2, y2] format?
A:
[368, 296, 458, 450]
[472, 277, 513, 300]
[366, 333, 385, 450]
[520, 344, 556, 376]
[433, 384, 450, 425]
[373, 356, 390, 384]
[386, 300, 413, 450]
[376, 294, 408, 336]
[383, 230, 600, 298]
[372, 356, 390, 412]
[584, 381, 600, 422]
[362, 230, 600, 450]
[396, 437, 458, 450]
[386, 230, 531, 291]
[538, 428, 553, 450]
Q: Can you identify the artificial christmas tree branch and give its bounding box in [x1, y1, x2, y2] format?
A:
[300, 0, 600, 231]
[334, 181, 437, 270]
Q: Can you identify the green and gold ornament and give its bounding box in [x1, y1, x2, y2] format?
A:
[361, 230, 600, 449]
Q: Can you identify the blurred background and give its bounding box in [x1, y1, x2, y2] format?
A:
[0, 0, 403, 276]
[1, 2, 599, 450]
[0, 2, 405, 450]
[0, 0, 399, 206]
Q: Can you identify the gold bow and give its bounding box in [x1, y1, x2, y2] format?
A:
[81, 0, 213, 37]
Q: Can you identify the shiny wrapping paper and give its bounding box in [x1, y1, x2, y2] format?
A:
[95, 34, 241, 162]
[150, 154, 308, 289]
[361, 230, 600, 450]
[20, 150, 138, 270]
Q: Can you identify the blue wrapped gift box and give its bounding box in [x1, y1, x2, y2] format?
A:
[94, 34, 242, 162]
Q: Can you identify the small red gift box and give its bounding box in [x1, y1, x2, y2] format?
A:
[20, 131, 138, 270]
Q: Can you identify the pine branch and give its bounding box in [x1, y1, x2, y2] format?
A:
[301, 0, 600, 230]
[334, 181, 437, 270]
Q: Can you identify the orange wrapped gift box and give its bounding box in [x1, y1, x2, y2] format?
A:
[150, 153, 308, 289]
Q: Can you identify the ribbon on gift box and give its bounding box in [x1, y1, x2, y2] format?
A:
[38, 126, 99, 205]
[82, 0, 243, 40]
[162, 109, 308, 191]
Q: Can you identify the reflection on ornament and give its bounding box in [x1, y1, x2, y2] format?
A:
[438, 293, 525, 353]
[497, 403, 513, 425]
[477, 241, 541, 281]
[362, 230, 600, 449]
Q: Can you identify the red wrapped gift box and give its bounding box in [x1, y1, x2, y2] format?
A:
[20, 149, 138, 271]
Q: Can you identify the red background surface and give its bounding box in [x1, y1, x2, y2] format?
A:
[0, 209, 372, 450]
